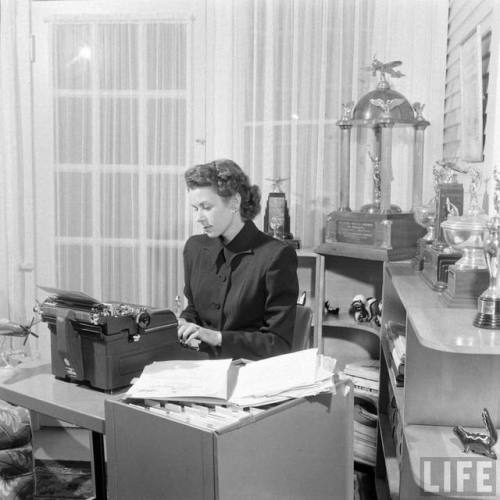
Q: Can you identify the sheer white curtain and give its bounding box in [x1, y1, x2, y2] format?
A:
[50, 18, 192, 308]
[233, 0, 447, 248]
[0, 0, 34, 323]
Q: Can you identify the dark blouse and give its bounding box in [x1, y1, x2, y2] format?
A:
[180, 220, 298, 360]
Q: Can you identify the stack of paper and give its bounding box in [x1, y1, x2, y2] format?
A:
[125, 348, 336, 407]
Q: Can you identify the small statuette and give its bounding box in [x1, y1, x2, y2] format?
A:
[412, 102, 426, 121]
[340, 101, 354, 122]
[369, 98, 405, 120]
[474, 166, 500, 328]
[349, 295, 370, 322]
[364, 56, 405, 89]
[324, 300, 340, 316]
[453, 408, 497, 459]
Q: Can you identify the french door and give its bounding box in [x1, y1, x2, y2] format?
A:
[31, 0, 206, 310]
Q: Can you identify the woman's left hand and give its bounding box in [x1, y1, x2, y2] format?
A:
[178, 321, 222, 349]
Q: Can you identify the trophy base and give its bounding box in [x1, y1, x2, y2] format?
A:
[439, 267, 489, 308]
[420, 247, 461, 291]
[324, 211, 425, 261]
[473, 296, 500, 329]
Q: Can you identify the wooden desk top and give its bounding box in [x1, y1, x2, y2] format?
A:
[0, 361, 123, 434]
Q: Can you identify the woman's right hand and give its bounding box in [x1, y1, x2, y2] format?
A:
[177, 319, 202, 350]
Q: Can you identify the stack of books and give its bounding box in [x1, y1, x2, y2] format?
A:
[343, 359, 380, 466]
[343, 359, 380, 400]
[386, 321, 406, 386]
[353, 396, 378, 466]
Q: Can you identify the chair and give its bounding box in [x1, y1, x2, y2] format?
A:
[291, 305, 313, 352]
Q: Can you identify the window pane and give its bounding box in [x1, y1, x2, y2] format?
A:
[146, 246, 183, 308]
[97, 24, 138, 90]
[147, 98, 186, 165]
[101, 246, 138, 303]
[100, 173, 138, 238]
[100, 97, 138, 165]
[146, 23, 187, 90]
[146, 172, 185, 239]
[56, 97, 92, 164]
[56, 244, 94, 293]
[56, 172, 92, 237]
[53, 24, 91, 90]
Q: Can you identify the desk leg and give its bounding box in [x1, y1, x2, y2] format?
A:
[90, 431, 107, 500]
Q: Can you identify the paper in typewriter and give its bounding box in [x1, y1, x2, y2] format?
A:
[126, 349, 336, 407]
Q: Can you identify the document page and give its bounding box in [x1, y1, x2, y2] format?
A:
[229, 348, 334, 406]
[126, 358, 233, 400]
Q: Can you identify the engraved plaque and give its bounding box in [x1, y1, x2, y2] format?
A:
[337, 220, 375, 245]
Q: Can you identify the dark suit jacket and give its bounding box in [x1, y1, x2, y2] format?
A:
[180, 220, 298, 360]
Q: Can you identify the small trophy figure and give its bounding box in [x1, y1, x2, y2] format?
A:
[474, 166, 500, 328]
[412, 102, 426, 121]
[361, 150, 401, 214]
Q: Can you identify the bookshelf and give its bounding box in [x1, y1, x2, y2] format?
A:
[314, 244, 386, 469]
[314, 245, 383, 369]
[377, 262, 500, 499]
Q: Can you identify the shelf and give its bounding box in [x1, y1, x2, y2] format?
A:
[315, 243, 393, 261]
[296, 248, 319, 258]
[405, 424, 500, 499]
[387, 263, 500, 354]
[322, 312, 381, 336]
[378, 414, 400, 500]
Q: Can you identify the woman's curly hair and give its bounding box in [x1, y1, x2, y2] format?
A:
[184, 159, 261, 220]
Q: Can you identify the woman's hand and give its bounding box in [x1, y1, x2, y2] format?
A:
[178, 319, 222, 349]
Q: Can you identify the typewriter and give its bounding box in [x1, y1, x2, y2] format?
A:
[36, 286, 203, 392]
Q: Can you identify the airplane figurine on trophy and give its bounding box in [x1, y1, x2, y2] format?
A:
[263, 177, 300, 249]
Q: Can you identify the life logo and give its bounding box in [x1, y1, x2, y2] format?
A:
[420, 457, 497, 496]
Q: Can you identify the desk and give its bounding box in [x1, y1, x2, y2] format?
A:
[0, 361, 120, 500]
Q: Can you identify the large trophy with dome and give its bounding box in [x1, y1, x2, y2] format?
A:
[319, 58, 427, 260]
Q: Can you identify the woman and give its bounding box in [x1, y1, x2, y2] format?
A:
[178, 159, 298, 360]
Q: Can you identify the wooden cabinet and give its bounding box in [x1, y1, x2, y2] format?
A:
[377, 262, 500, 499]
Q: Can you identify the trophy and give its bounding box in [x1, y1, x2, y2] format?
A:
[474, 167, 500, 328]
[440, 167, 489, 307]
[319, 58, 427, 260]
[263, 178, 300, 248]
[420, 160, 464, 291]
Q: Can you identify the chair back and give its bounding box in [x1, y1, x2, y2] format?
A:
[291, 305, 313, 352]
